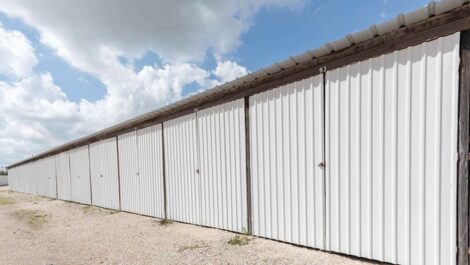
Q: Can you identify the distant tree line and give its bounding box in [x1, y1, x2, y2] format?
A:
[0, 167, 7, 176]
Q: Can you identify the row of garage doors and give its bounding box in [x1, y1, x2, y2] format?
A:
[8, 33, 460, 265]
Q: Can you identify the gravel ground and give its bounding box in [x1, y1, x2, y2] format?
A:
[0, 186, 378, 265]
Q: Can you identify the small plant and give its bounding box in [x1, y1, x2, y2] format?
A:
[14, 209, 48, 229]
[177, 242, 207, 252]
[228, 235, 250, 246]
[0, 195, 15, 205]
[158, 219, 173, 226]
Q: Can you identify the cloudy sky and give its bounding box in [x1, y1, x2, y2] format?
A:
[0, 0, 429, 167]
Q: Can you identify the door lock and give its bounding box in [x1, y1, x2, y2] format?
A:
[318, 161, 326, 169]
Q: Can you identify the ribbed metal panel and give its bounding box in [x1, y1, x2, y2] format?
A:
[197, 99, 247, 232]
[6, 168, 14, 188]
[69, 146, 92, 204]
[36, 159, 47, 196]
[25, 162, 37, 195]
[56, 152, 72, 200]
[89, 138, 120, 210]
[118, 131, 140, 213]
[325, 33, 460, 265]
[249, 75, 325, 247]
[43, 156, 57, 198]
[0, 175, 8, 186]
[137, 124, 165, 218]
[164, 113, 200, 224]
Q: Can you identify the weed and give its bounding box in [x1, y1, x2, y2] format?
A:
[158, 219, 173, 226]
[228, 235, 250, 246]
[0, 195, 15, 205]
[242, 227, 251, 236]
[178, 242, 207, 252]
[14, 209, 48, 229]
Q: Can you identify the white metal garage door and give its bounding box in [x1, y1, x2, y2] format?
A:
[70, 146, 92, 205]
[197, 99, 247, 233]
[137, 125, 165, 218]
[325, 33, 459, 265]
[249, 75, 325, 248]
[118, 130, 140, 213]
[37, 159, 47, 197]
[164, 113, 200, 224]
[44, 156, 57, 198]
[165, 100, 247, 232]
[56, 152, 72, 201]
[90, 138, 120, 210]
[118, 125, 165, 218]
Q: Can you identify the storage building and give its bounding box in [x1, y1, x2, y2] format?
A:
[6, 1, 470, 264]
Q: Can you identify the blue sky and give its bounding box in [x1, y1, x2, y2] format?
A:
[0, 0, 431, 166]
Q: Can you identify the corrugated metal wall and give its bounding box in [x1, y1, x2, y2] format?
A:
[164, 113, 200, 224]
[0, 175, 8, 186]
[6, 168, 14, 188]
[197, 99, 248, 233]
[325, 33, 459, 265]
[4, 32, 462, 265]
[89, 138, 120, 210]
[69, 146, 92, 204]
[137, 124, 165, 218]
[249, 75, 325, 248]
[56, 152, 72, 201]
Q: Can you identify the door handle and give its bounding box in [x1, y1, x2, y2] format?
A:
[195, 169, 200, 174]
[318, 161, 326, 169]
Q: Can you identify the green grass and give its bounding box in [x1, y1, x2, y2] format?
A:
[228, 235, 250, 246]
[14, 209, 48, 229]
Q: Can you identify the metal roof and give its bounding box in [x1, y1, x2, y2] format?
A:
[7, 0, 469, 169]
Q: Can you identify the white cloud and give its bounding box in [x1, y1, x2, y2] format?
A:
[0, 73, 81, 164]
[0, 25, 37, 77]
[0, 0, 303, 70]
[212, 61, 249, 83]
[0, 0, 303, 166]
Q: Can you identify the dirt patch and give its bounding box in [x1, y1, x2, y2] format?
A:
[13, 209, 48, 229]
[0, 188, 376, 265]
[177, 241, 208, 252]
[0, 195, 15, 205]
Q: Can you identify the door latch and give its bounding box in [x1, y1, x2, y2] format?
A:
[318, 161, 326, 169]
